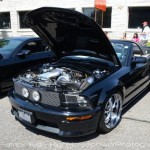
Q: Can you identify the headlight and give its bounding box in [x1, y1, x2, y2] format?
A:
[76, 96, 88, 107]
[32, 91, 40, 101]
[22, 88, 29, 98]
[64, 94, 91, 109]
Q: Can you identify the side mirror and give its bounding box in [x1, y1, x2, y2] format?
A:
[17, 50, 31, 58]
[131, 56, 147, 68]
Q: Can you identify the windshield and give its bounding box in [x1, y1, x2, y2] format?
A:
[0, 39, 23, 57]
[111, 41, 131, 66]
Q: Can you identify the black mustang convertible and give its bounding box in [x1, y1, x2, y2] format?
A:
[9, 7, 150, 137]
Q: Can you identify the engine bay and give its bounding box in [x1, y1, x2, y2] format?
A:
[16, 63, 110, 92]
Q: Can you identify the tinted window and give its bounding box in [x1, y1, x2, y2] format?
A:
[18, 11, 29, 29]
[129, 7, 150, 28]
[21, 40, 47, 53]
[0, 12, 11, 29]
[82, 7, 112, 28]
[132, 44, 143, 56]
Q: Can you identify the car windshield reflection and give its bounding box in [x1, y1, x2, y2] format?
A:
[111, 41, 131, 66]
[0, 39, 22, 57]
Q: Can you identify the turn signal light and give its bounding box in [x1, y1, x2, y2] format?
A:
[66, 115, 92, 121]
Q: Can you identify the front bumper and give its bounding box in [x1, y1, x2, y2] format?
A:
[9, 91, 101, 137]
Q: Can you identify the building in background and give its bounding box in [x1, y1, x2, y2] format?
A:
[0, 0, 150, 40]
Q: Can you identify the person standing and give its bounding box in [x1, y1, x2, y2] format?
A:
[140, 21, 150, 45]
[132, 32, 140, 42]
[142, 21, 150, 34]
[121, 32, 127, 40]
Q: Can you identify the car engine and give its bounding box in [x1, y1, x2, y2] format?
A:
[16, 63, 109, 92]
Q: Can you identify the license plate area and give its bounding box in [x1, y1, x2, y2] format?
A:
[18, 109, 35, 124]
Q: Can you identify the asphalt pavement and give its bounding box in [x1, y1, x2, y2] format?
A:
[0, 89, 150, 150]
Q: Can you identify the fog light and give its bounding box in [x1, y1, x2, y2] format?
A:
[32, 91, 40, 101]
[22, 88, 29, 98]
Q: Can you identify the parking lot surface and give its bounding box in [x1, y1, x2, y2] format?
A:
[0, 89, 150, 150]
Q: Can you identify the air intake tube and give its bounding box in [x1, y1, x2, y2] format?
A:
[80, 76, 94, 91]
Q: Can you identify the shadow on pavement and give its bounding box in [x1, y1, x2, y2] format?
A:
[0, 92, 8, 99]
[123, 117, 150, 124]
[23, 124, 100, 142]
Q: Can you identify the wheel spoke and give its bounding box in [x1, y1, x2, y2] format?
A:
[111, 112, 117, 120]
[112, 99, 117, 109]
[116, 100, 119, 109]
[108, 98, 113, 111]
[105, 112, 111, 124]
[105, 110, 110, 114]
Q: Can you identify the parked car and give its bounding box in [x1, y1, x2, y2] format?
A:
[0, 37, 53, 92]
[9, 7, 150, 137]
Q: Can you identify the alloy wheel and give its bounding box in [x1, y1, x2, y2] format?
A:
[104, 93, 122, 129]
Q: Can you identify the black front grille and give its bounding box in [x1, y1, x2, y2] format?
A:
[14, 81, 61, 107]
[39, 90, 60, 107]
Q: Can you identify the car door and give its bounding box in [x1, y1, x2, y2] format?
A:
[0, 39, 53, 89]
[124, 43, 150, 103]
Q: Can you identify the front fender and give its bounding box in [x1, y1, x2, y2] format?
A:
[83, 78, 126, 107]
[97, 80, 125, 106]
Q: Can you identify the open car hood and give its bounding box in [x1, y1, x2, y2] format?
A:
[24, 7, 121, 66]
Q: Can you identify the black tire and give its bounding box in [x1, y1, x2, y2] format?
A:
[97, 92, 123, 133]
